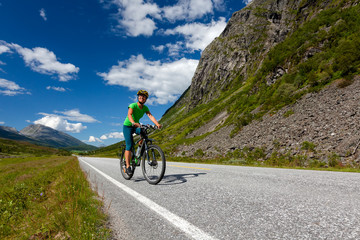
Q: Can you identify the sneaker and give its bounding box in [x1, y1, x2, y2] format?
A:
[148, 160, 157, 167]
[126, 167, 133, 175]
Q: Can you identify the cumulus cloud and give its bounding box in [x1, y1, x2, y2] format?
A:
[46, 86, 67, 92]
[34, 109, 99, 133]
[98, 54, 198, 104]
[35, 115, 87, 133]
[163, 0, 214, 21]
[243, 0, 253, 5]
[111, 0, 161, 37]
[0, 44, 11, 54]
[3, 42, 79, 81]
[106, 0, 225, 37]
[40, 8, 47, 21]
[100, 132, 124, 140]
[164, 17, 227, 52]
[0, 78, 30, 96]
[88, 136, 103, 143]
[53, 109, 100, 123]
[153, 41, 186, 57]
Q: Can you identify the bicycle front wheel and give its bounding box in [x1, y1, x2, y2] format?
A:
[141, 144, 166, 185]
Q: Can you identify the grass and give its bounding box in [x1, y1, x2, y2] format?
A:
[0, 155, 110, 239]
[166, 155, 360, 173]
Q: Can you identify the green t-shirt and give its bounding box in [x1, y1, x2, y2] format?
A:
[123, 103, 149, 126]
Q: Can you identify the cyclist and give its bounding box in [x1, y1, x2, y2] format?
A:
[123, 90, 161, 175]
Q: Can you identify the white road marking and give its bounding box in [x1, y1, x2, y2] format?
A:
[79, 158, 218, 240]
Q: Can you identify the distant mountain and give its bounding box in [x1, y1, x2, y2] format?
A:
[0, 124, 97, 151]
[0, 126, 43, 145]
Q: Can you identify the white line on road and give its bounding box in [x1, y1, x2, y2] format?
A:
[79, 158, 218, 240]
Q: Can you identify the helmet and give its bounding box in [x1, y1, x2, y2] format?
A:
[137, 90, 149, 98]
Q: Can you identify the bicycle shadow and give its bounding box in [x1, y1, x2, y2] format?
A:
[133, 172, 207, 185]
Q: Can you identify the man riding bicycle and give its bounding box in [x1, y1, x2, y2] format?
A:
[123, 90, 162, 175]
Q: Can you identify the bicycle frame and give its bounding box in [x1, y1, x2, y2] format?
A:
[132, 126, 154, 165]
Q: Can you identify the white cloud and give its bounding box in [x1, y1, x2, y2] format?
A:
[164, 17, 227, 52]
[34, 115, 87, 133]
[152, 42, 185, 56]
[88, 136, 103, 143]
[165, 42, 186, 56]
[111, 0, 161, 37]
[40, 8, 47, 21]
[9, 43, 79, 81]
[100, 132, 124, 140]
[46, 86, 67, 92]
[212, 0, 226, 10]
[0, 121, 4, 125]
[152, 45, 165, 53]
[242, 0, 253, 5]
[0, 44, 11, 54]
[0, 78, 30, 96]
[53, 109, 100, 123]
[34, 109, 99, 133]
[106, 0, 225, 37]
[163, 0, 214, 21]
[98, 54, 198, 104]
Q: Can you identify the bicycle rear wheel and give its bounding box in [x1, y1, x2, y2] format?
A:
[141, 144, 166, 185]
[119, 148, 134, 180]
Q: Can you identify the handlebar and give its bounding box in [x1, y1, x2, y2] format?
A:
[139, 124, 159, 130]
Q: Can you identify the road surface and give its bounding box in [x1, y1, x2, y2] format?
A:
[78, 156, 360, 240]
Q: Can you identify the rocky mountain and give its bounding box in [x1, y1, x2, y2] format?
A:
[0, 124, 97, 151]
[0, 126, 43, 145]
[156, 0, 360, 166]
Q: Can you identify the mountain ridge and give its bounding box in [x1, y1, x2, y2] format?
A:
[154, 0, 360, 166]
[0, 124, 97, 151]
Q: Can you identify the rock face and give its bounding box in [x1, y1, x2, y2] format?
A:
[160, 0, 360, 165]
[187, 0, 334, 109]
[177, 76, 360, 163]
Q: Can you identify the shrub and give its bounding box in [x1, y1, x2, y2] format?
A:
[328, 153, 341, 167]
[301, 141, 317, 152]
[194, 149, 205, 157]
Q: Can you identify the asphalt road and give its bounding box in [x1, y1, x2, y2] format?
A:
[78, 156, 360, 240]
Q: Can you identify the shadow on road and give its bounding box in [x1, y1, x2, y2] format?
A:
[162, 172, 207, 185]
[133, 172, 207, 185]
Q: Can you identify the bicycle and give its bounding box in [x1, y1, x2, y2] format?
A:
[119, 124, 166, 185]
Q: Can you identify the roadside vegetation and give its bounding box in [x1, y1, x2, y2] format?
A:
[0, 138, 71, 157]
[0, 139, 110, 239]
[85, 138, 360, 173]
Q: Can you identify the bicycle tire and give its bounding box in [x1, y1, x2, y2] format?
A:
[119, 148, 134, 180]
[141, 144, 166, 185]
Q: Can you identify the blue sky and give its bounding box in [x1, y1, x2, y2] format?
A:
[0, 0, 249, 147]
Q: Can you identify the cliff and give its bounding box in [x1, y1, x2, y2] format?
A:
[157, 0, 360, 166]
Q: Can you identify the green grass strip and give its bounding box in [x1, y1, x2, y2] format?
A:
[0, 156, 110, 239]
